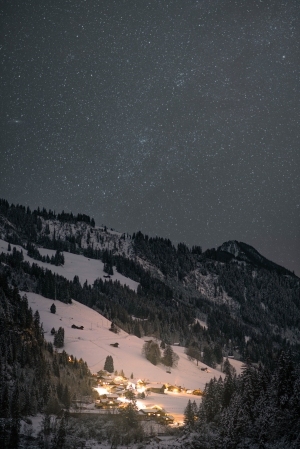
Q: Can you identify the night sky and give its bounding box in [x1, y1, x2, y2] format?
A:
[1, 0, 299, 275]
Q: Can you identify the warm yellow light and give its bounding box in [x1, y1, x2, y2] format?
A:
[152, 405, 162, 410]
[137, 386, 145, 393]
[94, 387, 108, 395]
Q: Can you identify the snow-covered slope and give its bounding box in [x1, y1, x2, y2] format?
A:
[26, 292, 222, 388]
[0, 239, 138, 291]
[22, 291, 232, 421]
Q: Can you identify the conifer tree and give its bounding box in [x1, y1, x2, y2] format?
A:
[222, 372, 235, 408]
[0, 384, 10, 418]
[162, 344, 179, 368]
[104, 355, 114, 373]
[50, 303, 56, 314]
[8, 419, 20, 449]
[184, 399, 196, 428]
[52, 415, 66, 449]
[40, 413, 51, 447]
[63, 385, 71, 409]
[119, 402, 139, 431]
[10, 382, 20, 419]
[142, 341, 161, 365]
[223, 357, 235, 376]
[54, 327, 65, 348]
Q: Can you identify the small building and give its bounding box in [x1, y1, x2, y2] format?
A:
[98, 375, 113, 385]
[109, 386, 125, 394]
[146, 383, 166, 394]
[95, 398, 119, 409]
[140, 408, 161, 418]
[158, 414, 174, 424]
[166, 385, 182, 393]
[139, 406, 174, 425]
[192, 389, 204, 396]
[106, 393, 119, 400]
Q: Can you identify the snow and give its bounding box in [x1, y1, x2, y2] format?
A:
[23, 291, 225, 423]
[223, 357, 244, 375]
[194, 318, 208, 329]
[0, 239, 139, 291]
[0, 236, 235, 425]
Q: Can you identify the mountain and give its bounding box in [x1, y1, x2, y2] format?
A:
[0, 198, 299, 369]
[1, 198, 300, 448]
[218, 240, 295, 276]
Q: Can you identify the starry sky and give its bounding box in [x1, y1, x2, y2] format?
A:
[1, 0, 299, 275]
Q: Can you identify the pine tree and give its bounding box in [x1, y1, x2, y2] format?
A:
[8, 419, 20, 449]
[223, 357, 235, 376]
[162, 345, 179, 368]
[104, 355, 114, 373]
[274, 349, 295, 409]
[222, 372, 235, 408]
[184, 399, 196, 428]
[54, 327, 64, 348]
[203, 346, 215, 368]
[50, 303, 56, 314]
[33, 310, 40, 328]
[0, 384, 10, 418]
[52, 415, 66, 449]
[62, 385, 71, 409]
[142, 341, 161, 365]
[40, 413, 51, 447]
[133, 321, 142, 338]
[119, 402, 139, 430]
[10, 382, 20, 419]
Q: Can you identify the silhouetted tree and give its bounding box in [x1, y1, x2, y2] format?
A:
[104, 355, 114, 373]
[50, 303, 56, 314]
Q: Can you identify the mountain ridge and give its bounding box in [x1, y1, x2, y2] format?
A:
[218, 240, 295, 277]
[1, 198, 299, 370]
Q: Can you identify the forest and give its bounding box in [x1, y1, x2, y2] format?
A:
[0, 198, 300, 447]
[183, 353, 300, 448]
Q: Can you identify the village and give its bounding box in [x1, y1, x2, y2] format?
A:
[70, 369, 205, 426]
[15, 278, 242, 428]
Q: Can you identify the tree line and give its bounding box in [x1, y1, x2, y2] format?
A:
[183, 351, 300, 448]
[0, 270, 93, 448]
[1, 245, 299, 371]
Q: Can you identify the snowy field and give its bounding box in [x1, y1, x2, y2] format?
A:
[22, 291, 233, 423]
[0, 237, 243, 426]
[0, 239, 139, 291]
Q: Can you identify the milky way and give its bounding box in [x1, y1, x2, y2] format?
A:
[1, 0, 299, 274]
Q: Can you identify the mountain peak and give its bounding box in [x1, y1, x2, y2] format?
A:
[218, 240, 296, 277]
[218, 240, 241, 258]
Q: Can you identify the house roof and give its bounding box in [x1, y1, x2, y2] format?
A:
[140, 408, 159, 414]
[106, 393, 119, 399]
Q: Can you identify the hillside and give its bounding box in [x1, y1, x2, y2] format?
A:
[0, 271, 94, 447]
[0, 199, 300, 448]
[0, 239, 138, 292]
[23, 291, 229, 418]
[1, 198, 300, 370]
